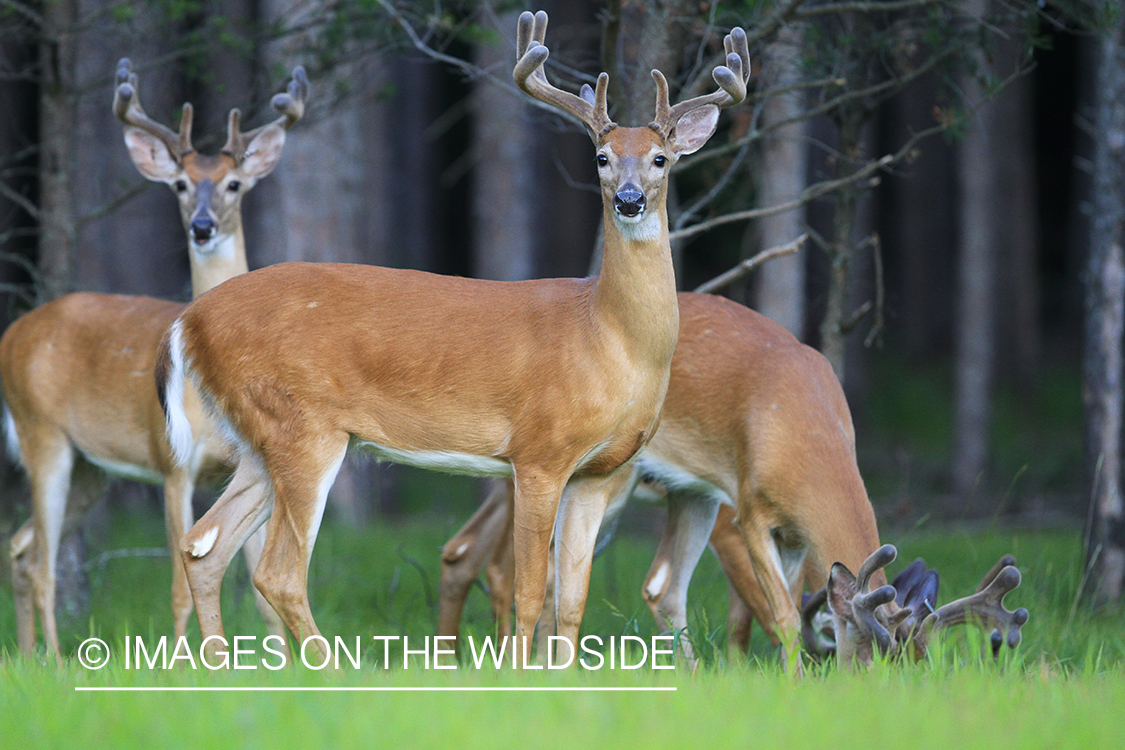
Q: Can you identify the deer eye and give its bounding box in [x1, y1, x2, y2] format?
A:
[174, 180, 188, 193]
[653, 155, 667, 168]
[227, 180, 241, 193]
[596, 154, 609, 168]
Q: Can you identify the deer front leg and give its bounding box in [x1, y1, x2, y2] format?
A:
[511, 467, 566, 665]
[553, 470, 628, 665]
[707, 504, 779, 652]
[10, 522, 38, 655]
[738, 509, 804, 675]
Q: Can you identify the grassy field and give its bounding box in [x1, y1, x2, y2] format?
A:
[1, 505, 1123, 749]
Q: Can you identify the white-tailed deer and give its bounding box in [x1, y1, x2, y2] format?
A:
[438, 292, 882, 670]
[811, 545, 1028, 666]
[1, 60, 307, 657]
[156, 10, 749, 663]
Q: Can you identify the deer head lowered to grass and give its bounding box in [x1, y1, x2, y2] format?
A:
[802, 544, 1030, 666]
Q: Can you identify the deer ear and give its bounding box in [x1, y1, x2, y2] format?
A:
[124, 127, 181, 183]
[239, 125, 287, 179]
[669, 106, 719, 156]
[827, 563, 857, 620]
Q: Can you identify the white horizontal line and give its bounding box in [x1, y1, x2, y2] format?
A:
[75, 686, 677, 693]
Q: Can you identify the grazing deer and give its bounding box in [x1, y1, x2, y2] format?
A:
[1, 60, 307, 657]
[438, 292, 882, 670]
[810, 544, 1028, 666]
[156, 10, 749, 663]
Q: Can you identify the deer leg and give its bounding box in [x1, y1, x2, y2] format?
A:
[163, 467, 198, 641]
[553, 469, 631, 664]
[10, 521, 37, 655]
[250, 435, 349, 667]
[486, 489, 516, 639]
[24, 436, 76, 658]
[180, 456, 274, 663]
[641, 491, 720, 669]
[241, 523, 291, 660]
[707, 504, 779, 650]
[737, 499, 804, 675]
[510, 466, 565, 665]
[437, 478, 512, 647]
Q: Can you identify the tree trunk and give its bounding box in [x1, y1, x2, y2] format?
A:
[1083, 9, 1125, 606]
[38, 0, 90, 624]
[753, 24, 808, 338]
[819, 106, 864, 381]
[38, 0, 79, 303]
[471, 11, 538, 281]
[953, 33, 1002, 501]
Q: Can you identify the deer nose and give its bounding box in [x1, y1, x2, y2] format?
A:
[190, 216, 215, 243]
[614, 185, 646, 217]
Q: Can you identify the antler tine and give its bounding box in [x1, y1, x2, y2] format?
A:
[223, 65, 309, 161]
[652, 26, 750, 135]
[975, 554, 1017, 594]
[850, 545, 898, 655]
[113, 58, 193, 159]
[513, 10, 612, 137]
[920, 564, 1029, 653]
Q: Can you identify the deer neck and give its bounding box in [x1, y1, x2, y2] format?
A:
[188, 221, 250, 298]
[592, 202, 679, 366]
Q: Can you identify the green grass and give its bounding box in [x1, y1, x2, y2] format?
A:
[2, 509, 1123, 749]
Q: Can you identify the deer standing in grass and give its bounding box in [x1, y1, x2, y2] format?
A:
[438, 300, 1030, 670]
[1, 60, 307, 657]
[438, 292, 877, 670]
[156, 10, 749, 664]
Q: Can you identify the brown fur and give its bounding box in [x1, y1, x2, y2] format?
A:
[436, 293, 886, 670]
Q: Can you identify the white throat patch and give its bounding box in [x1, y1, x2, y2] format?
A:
[613, 210, 662, 242]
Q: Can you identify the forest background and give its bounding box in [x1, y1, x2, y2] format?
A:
[1, 0, 1122, 618]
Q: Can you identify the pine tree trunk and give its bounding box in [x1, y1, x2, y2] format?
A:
[38, 0, 90, 625]
[1083, 10, 1125, 605]
[753, 24, 808, 338]
[953, 29, 1001, 500]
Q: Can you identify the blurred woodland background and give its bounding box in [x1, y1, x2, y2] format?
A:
[2, 0, 1123, 615]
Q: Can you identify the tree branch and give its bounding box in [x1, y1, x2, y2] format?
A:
[693, 233, 807, 294]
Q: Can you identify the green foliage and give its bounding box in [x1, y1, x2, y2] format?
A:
[1, 507, 1122, 746]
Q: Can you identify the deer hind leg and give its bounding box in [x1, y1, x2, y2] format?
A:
[180, 455, 274, 662]
[438, 478, 512, 648]
[20, 434, 76, 658]
[241, 523, 291, 660]
[250, 434, 349, 666]
[641, 491, 721, 669]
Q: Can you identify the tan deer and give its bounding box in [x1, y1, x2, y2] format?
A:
[155, 10, 750, 664]
[1, 60, 307, 657]
[438, 292, 881, 670]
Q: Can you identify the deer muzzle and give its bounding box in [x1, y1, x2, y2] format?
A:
[614, 184, 646, 218]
